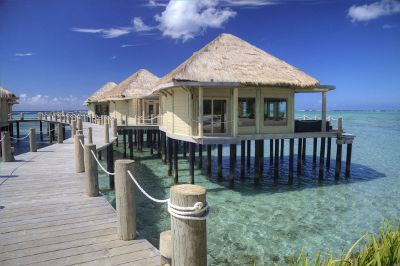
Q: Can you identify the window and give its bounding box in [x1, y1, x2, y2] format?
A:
[203, 99, 227, 134]
[264, 98, 287, 126]
[238, 98, 255, 126]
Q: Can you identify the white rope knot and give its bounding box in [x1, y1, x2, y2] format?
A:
[168, 200, 209, 221]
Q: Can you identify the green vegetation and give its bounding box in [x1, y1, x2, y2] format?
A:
[289, 220, 400, 266]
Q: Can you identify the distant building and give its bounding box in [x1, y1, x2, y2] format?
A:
[84, 82, 117, 117]
[0, 87, 18, 129]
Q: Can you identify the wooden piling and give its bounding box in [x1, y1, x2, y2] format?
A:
[170, 184, 207, 266]
[115, 160, 136, 240]
[319, 137, 326, 179]
[217, 144, 222, 180]
[71, 120, 77, 137]
[1, 131, 13, 162]
[160, 230, 172, 265]
[345, 144, 352, 177]
[297, 138, 302, 174]
[254, 140, 260, 177]
[183, 141, 187, 158]
[302, 138, 306, 160]
[150, 130, 154, 155]
[259, 140, 264, 176]
[229, 144, 236, 183]
[269, 139, 273, 164]
[29, 128, 37, 152]
[274, 139, 279, 178]
[189, 142, 195, 184]
[39, 121, 43, 141]
[104, 121, 110, 144]
[168, 138, 173, 176]
[74, 134, 85, 173]
[246, 140, 251, 170]
[198, 144, 203, 169]
[289, 138, 294, 184]
[326, 137, 332, 169]
[173, 139, 178, 184]
[128, 129, 133, 160]
[206, 144, 211, 176]
[16, 121, 20, 142]
[335, 141, 342, 179]
[107, 144, 115, 189]
[313, 138, 317, 164]
[161, 132, 166, 164]
[240, 140, 245, 179]
[84, 144, 99, 197]
[88, 127, 93, 144]
[280, 139, 284, 159]
[57, 123, 63, 144]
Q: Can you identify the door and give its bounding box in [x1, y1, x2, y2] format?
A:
[203, 99, 227, 135]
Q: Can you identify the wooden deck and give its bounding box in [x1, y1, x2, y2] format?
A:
[0, 122, 160, 266]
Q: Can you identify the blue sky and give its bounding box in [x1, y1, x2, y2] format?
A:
[0, 0, 399, 111]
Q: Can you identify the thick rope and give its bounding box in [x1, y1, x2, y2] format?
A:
[78, 138, 115, 176]
[10, 134, 30, 141]
[0, 136, 4, 143]
[127, 170, 169, 203]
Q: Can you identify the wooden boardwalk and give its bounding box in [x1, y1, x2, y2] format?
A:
[0, 122, 160, 266]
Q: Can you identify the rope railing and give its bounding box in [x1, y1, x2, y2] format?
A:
[78, 138, 115, 176]
[10, 134, 30, 141]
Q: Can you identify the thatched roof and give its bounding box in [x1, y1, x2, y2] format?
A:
[0, 87, 18, 102]
[153, 33, 320, 92]
[100, 69, 159, 100]
[84, 82, 117, 104]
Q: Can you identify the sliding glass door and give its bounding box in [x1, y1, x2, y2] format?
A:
[203, 99, 227, 134]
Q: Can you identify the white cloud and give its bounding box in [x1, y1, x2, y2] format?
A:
[121, 44, 143, 48]
[383, 23, 397, 29]
[146, 0, 167, 7]
[221, 0, 275, 6]
[71, 27, 132, 38]
[111, 55, 117, 59]
[348, 0, 400, 22]
[17, 93, 86, 111]
[132, 17, 154, 32]
[155, 0, 236, 41]
[15, 53, 33, 57]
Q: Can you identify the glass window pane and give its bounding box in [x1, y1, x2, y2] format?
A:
[213, 100, 226, 133]
[238, 98, 255, 126]
[264, 98, 287, 126]
[203, 100, 212, 134]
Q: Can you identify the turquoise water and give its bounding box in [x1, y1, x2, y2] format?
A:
[6, 111, 400, 265]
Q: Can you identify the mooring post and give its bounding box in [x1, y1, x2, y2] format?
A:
[229, 144, 236, 183]
[88, 127, 93, 144]
[297, 138, 302, 174]
[160, 230, 172, 265]
[240, 140, 245, 179]
[302, 138, 306, 160]
[326, 137, 332, 169]
[217, 144, 222, 180]
[206, 144, 212, 175]
[71, 120, 77, 138]
[104, 121, 110, 144]
[274, 139, 279, 178]
[173, 139, 178, 184]
[335, 139, 342, 179]
[189, 142, 195, 184]
[107, 144, 115, 189]
[345, 143, 352, 177]
[319, 137, 326, 179]
[170, 184, 207, 266]
[313, 138, 318, 164]
[1, 131, 13, 162]
[78, 116, 83, 132]
[74, 134, 85, 173]
[84, 143, 99, 197]
[29, 128, 37, 152]
[289, 138, 294, 184]
[246, 140, 251, 170]
[115, 160, 136, 240]
[57, 123, 63, 144]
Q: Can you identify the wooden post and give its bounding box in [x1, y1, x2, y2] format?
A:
[107, 144, 115, 189]
[115, 160, 136, 240]
[71, 120, 77, 137]
[84, 144, 99, 197]
[173, 139, 178, 184]
[319, 137, 326, 179]
[345, 144, 352, 177]
[326, 137, 332, 169]
[198, 87, 204, 138]
[112, 118, 118, 138]
[104, 121, 110, 144]
[217, 144, 222, 180]
[168, 138, 173, 176]
[259, 140, 264, 176]
[128, 129, 133, 160]
[39, 121, 43, 141]
[297, 138, 302, 174]
[1, 131, 13, 162]
[313, 138, 317, 164]
[16, 121, 20, 142]
[302, 138, 306, 160]
[280, 139, 284, 159]
[269, 139, 273, 165]
[170, 184, 207, 266]
[229, 144, 236, 183]
[246, 140, 251, 170]
[87, 127, 93, 144]
[57, 123, 63, 144]
[150, 130, 154, 155]
[206, 144, 211, 176]
[123, 130, 127, 158]
[254, 140, 260, 181]
[74, 134, 85, 173]
[289, 139, 294, 184]
[189, 142, 195, 184]
[161, 132, 166, 164]
[321, 91, 327, 132]
[29, 128, 37, 152]
[274, 139, 279, 178]
[240, 140, 245, 179]
[160, 230, 172, 265]
[232, 87, 238, 137]
[198, 144, 203, 169]
[335, 141, 342, 179]
[183, 141, 187, 158]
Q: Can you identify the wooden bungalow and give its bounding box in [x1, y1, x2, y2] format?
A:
[84, 82, 117, 118]
[99, 69, 159, 126]
[0, 87, 18, 129]
[151, 33, 354, 182]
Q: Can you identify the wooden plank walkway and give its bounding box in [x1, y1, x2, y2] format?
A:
[0, 122, 160, 266]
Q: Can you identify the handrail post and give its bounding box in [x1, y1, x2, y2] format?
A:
[1, 131, 14, 162]
[115, 159, 136, 240]
[71, 120, 77, 138]
[74, 134, 85, 173]
[104, 121, 110, 143]
[29, 128, 37, 152]
[84, 144, 99, 197]
[88, 127, 93, 144]
[112, 118, 118, 138]
[338, 117, 343, 132]
[57, 123, 63, 144]
[170, 184, 207, 266]
[20, 112, 24, 121]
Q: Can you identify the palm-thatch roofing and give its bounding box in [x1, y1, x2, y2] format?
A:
[84, 82, 117, 105]
[153, 33, 320, 92]
[100, 69, 159, 101]
[0, 87, 18, 103]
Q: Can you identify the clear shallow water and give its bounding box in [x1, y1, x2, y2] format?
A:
[6, 111, 400, 265]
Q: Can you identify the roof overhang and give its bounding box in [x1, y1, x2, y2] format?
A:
[294, 85, 335, 93]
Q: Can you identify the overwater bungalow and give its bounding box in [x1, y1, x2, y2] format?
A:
[0, 87, 18, 130]
[151, 33, 354, 182]
[84, 82, 117, 118]
[99, 69, 160, 126]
